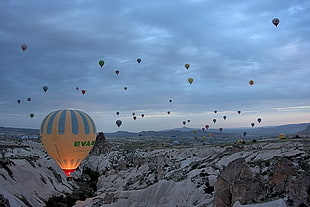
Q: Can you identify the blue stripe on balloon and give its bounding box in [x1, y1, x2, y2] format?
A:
[47, 110, 60, 135]
[70, 110, 79, 135]
[88, 114, 96, 134]
[77, 111, 90, 134]
[58, 110, 66, 135]
[40, 111, 52, 134]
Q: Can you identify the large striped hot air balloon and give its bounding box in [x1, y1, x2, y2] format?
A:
[40, 109, 96, 177]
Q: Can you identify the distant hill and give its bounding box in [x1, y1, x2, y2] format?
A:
[0, 126, 39, 138]
[1, 122, 309, 138]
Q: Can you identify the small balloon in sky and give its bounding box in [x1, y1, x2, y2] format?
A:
[99, 60, 105, 67]
[272, 18, 280, 27]
[116, 120, 122, 127]
[188, 78, 194, 84]
[81, 89, 86, 95]
[43, 85, 48, 92]
[21, 44, 27, 51]
[185, 64, 190, 70]
[137, 58, 142, 63]
[249, 80, 254, 86]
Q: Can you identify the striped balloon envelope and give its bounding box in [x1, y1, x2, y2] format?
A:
[40, 109, 96, 177]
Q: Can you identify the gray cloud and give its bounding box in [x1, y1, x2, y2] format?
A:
[1, 0, 309, 132]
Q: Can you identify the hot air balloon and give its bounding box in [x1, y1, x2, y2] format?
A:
[133, 116, 137, 120]
[167, 111, 171, 115]
[205, 125, 209, 129]
[132, 112, 135, 116]
[183, 121, 186, 125]
[185, 64, 190, 70]
[272, 18, 280, 27]
[137, 58, 141, 63]
[116, 112, 120, 116]
[43, 85, 48, 92]
[141, 114, 144, 118]
[238, 110, 241, 114]
[214, 110, 217, 114]
[219, 128, 223, 132]
[40, 109, 96, 177]
[187, 120, 190, 123]
[99, 60, 104, 67]
[243, 132, 247, 137]
[169, 99, 172, 103]
[251, 123, 255, 127]
[81, 90, 86, 95]
[30, 113, 34, 118]
[279, 133, 286, 139]
[115, 70, 120, 75]
[21, 44, 27, 51]
[116, 120, 122, 127]
[202, 128, 205, 132]
[27, 98, 31, 102]
[17, 99, 21, 104]
[249, 80, 254, 86]
[188, 78, 194, 84]
[223, 116, 227, 120]
[76, 87, 79, 91]
[257, 118, 262, 123]
[124, 86, 127, 90]
[213, 119, 216, 124]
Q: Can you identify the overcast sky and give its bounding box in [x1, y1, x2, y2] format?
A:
[1, 0, 309, 133]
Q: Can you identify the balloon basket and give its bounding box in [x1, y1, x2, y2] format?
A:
[67, 176, 73, 181]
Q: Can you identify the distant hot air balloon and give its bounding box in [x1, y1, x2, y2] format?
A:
[99, 60, 105, 67]
[219, 128, 223, 132]
[81, 90, 86, 95]
[257, 118, 262, 123]
[137, 58, 141, 63]
[205, 125, 209, 129]
[214, 110, 217, 114]
[116, 120, 122, 127]
[76, 87, 79, 91]
[249, 80, 254, 86]
[238, 110, 241, 114]
[213, 119, 216, 124]
[17, 99, 21, 104]
[272, 18, 280, 27]
[21, 44, 27, 51]
[187, 120, 190, 123]
[43, 85, 48, 92]
[243, 132, 247, 137]
[251, 122, 255, 127]
[185, 64, 190, 70]
[202, 128, 205, 132]
[141, 114, 144, 118]
[115, 70, 120, 75]
[279, 133, 286, 139]
[124, 86, 127, 90]
[223, 116, 227, 120]
[27, 97, 31, 102]
[30, 113, 34, 118]
[133, 116, 137, 120]
[116, 112, 120, 116]
[183, 121, 186, 125]
[167, 111, 171, 115]
[188, 78, 194, 84]
[132, 112, 135, 116]
[169, 99, 172, 103]
[40, 109, 96, 177]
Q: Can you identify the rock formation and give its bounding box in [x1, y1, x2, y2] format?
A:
[89, 132, 111, 156]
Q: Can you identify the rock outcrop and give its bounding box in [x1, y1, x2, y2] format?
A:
[214, 157, 310, 207]
[89, 132, 111, 156]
